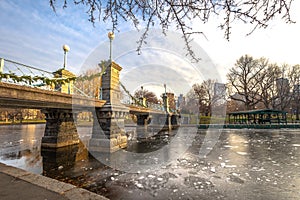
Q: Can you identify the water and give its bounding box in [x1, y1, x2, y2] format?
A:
[0, 124, 300, 199]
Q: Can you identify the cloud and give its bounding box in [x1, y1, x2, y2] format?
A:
[0, 0, 108, 73]
[1, 0, 299, 85]
[192, 0, 300, 82]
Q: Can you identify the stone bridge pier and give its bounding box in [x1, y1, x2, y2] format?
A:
[41, 109, 79, 148]
[89, 61, 128, 152]
[135, 112, 181, 140]
[41, 69, 79, 148]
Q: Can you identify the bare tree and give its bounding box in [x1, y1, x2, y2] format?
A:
[49, 0, 295, 61]
[256, 60, 281, 109]
[288, 64, 300, 120]
[227, 55, 265, 110]
[268, 63, 300, 112]
[74, 68, 102, 98]
[134, 88, 159, 104]
[192, 83, 209, 116]
[193, 79, 218, 116]
[179, 89, 198, 115]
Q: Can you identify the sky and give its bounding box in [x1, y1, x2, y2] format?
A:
[0, 0, 300, 96]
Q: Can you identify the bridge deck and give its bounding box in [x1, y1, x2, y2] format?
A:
[0, 82, 106, 109]
[126, 104, 166, 114]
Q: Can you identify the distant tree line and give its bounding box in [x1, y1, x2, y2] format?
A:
[180, 55, 300, 120]
[0, 109, 45, 123]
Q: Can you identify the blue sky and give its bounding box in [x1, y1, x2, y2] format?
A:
[0, 0, 110, 73]
[1, 0, 300, 95]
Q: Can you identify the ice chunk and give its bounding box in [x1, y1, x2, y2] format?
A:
[135, 183, 144, 188]
[236, 151, 248, 155]
[210, 167, 216, 173]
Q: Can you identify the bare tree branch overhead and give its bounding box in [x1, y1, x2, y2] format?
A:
[49, 0, 295, 61]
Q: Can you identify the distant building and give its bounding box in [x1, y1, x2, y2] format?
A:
[214, 82, 226, 97]
[276, 78, 290, 94]
[177, 94, 184, 108]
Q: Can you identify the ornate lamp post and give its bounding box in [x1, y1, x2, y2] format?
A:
[141, 86, 144, 98]
[62, 44, 70, 69]
[108, 32, 115, 62]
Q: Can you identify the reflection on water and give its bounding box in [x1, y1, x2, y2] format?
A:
[0, 124, 43, 174]
[0, 125, 300, 199]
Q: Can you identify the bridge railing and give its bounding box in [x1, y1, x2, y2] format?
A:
[120, 81, 166, 111]
[0, 58, 100, 98]
[0, 58, 54, 89]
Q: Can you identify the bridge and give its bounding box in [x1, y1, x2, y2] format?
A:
[0, 57, 180, 152]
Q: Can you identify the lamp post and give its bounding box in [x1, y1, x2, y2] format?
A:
[62, 44, 70, 69]
[108, 32, 115, 62]
[290, 107, 293, 123]
[141, 86, 144, 98]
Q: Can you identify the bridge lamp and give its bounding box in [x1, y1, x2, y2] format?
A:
[108, 32, 115, 62]
[141, 86, 144, 98]
[62, 44, 70, 69]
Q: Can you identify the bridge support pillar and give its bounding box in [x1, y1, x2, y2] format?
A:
[136, 114, 151, 139]
[41, 109, 79, 148]
[89, 105, 128, 152]
[171, 114, 180, 129]
[89, 61, 130, 152]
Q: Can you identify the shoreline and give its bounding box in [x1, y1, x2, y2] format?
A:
[0, 162, 108, 200]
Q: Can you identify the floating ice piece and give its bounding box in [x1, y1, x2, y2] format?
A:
[210, 167, 216, 173]
[236, 151, 248, 156]
[135, 183, 144, 188]
[251, 167, 265, 171]
[148, 175, 155, 178]
[224, 145, 238, 148]
[226, 165, 237, 168]
[228, 174, 245, 184]
[292, 144, 300, 147]
[157, 177, 163, 181]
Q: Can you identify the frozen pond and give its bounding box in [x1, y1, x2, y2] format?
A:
[0, 124, 300, 199]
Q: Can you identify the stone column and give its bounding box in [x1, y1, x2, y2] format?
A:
[41, 109, 79, 148]
[136, 113, 151, 139]
[89, 61, 129, 152]
[89, 107, 128, 152]
[171, 114, 180, 129]
[52, 69, 75, 94]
